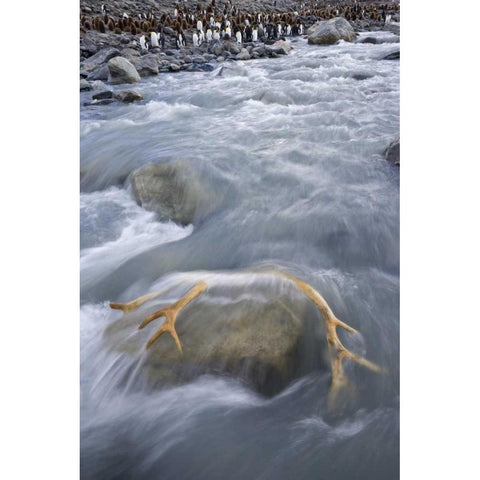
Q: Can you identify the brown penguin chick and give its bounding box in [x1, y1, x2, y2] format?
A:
[114, 27, 122, 34]
[84, 21, 91, 30]
[130, 24, 137, 35]
[98, 19, 106, 33]
[108, 19, 115, 31]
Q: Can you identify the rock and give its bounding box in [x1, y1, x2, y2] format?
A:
[92, 90, 113, 100]
[121, 47, 141, 58]
[209, 40, 223, 57]
[129, 54, 159, 76]
[351, 73, 373, 81]
[81, 47, 120, 72]
[192, 55, 206, 64]
[272, 40, 292, 54]
[308, 17, 357, 45]
[86, 64, 109, 81]
[252, 45, 266, 56]
[90, 80, 108, 91]
[163, 27, 175, 36]
[358, 36, 377, 44]
[383, 139, 400, 166]
[83, 98, 116, 107]
[227, 43, 241, 55]
[113, 90, 143, 103]
[129, 162, 212, 225]
[216, 56, 225, 62]
[236, 48, 251, 61]
[107, 56, 141, 84]
[104, 277, 327, 396]
[80, 79, 91, 91]
[384, 22, 400, 35]
[382, 51, 400, 60]
[169, 64, 181, 72]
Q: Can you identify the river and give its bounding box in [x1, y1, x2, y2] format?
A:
[80, 31, 399, 480]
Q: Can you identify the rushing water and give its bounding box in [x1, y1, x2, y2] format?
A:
[80, 32, 399, 480]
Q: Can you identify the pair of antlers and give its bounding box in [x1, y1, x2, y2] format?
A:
[110, 272, 384, 405]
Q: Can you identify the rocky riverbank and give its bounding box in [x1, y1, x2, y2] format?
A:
[80, 1, 400, 104]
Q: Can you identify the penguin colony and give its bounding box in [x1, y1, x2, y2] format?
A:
[81, 2, 400, 51]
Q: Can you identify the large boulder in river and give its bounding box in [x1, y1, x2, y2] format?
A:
[130, 162, 213, 226]
[308, 17, 357, 45]
[104, 276, 328, 396]
[107, 56, 141, 85]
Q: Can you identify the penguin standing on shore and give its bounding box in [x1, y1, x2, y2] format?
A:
[150, 31, 159, 48]
[199, 29, 205, 44]
[192, 31, 199, 47]
[206, 27, 213, 42]
[235, 29, 242, 44]
[139, 35, 149, 52]
[252, 26, 258, 42]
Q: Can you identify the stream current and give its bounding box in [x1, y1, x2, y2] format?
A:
[80, 32, 399, 479]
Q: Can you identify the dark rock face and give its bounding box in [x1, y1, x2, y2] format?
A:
[384, 139, 400, 166]
[104, 281, 326, 396]
[129, 162, 213, 226]
[308, 17, 357, 45]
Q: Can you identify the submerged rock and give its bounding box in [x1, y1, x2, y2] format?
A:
[113, 90, 143, 103]
[129, 162, 214, 225]
[384, 139, 400, 166]
[382, 51, 400, 60]
[105, 278, 327, 396]
[308, 17, 357, 45]
[107, 56, 141, 85]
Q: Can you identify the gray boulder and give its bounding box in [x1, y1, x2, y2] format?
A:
[236, 48, 251, 61]
[129, 54, 159, 76]
[86, 64, 109, 81]
[107, 56, 141, 85]
[308, 17, 357, 45]
[81, 47, 120, 73]
[272, 40, 292, 54]
[113, 90, 143, 103]
[384, 139, 400, 166]
[105, 278, 326, 396]
[130, 162, 212, 225]
[80, 79, 91, 91]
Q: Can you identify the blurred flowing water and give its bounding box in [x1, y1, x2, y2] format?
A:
[80, 33, 399, 480]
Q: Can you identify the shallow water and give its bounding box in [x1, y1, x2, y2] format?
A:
[80, 33, 399, 480]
